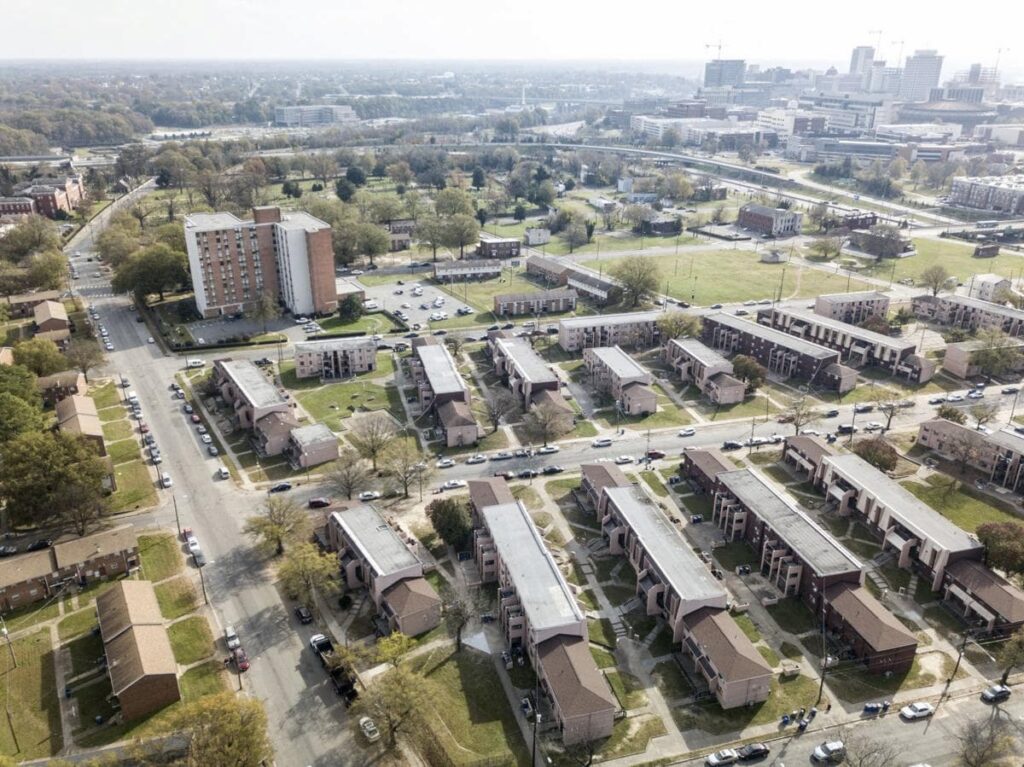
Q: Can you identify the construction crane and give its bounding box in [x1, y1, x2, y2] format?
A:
[705, 40, 724, 59]
[995, 47, 1011, 74]
[868, 29, 883, 54]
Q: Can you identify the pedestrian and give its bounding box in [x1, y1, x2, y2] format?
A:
[826, 703, 832, 713]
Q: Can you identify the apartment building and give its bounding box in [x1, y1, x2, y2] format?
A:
[473, 501, 615, 745]
[757, 306, 935, 383]
[814, 292, 891, 324]
[410, 338, 477, 447]
[949, 175, 1024, 214]
[582, 346, 656, 415]
[433, 259, 502, 282]
[273, 104, 357, 127]
[702, 313, 857, 392]
[817, 453, 983, 591]
[328, 507, 441, 637]
[579, 462, 631, 515]
[566, 271, 622, 306]
[493, 288, 577, 316]
[680, 449, 735, 495]
[476, 234, 521, 259]
[33, 300, 68, 333]
[490, 336, 564, 411]
[55, 394, 105, 456]
[10, 175, 85, 218]
[293, 338, 377, 380]
[942, 338, 1024, 379]
[823, 582, 918, 672]
[912, 294, 1024, 337]
[781, 436, 839, 485]
[284, 423, 339, 470]
[942, 559, 1024, 636]
[600, 484, 771, 708]
[967, 274, 1011, 302]
[737, 204, 803, 237]
[526, 255, 571, 285]
[559, 311, 662, 353]
[0, 197, 35, 216]
[664, 338, 746, 405]
[214, 358, 291, 430]
[467, 477, 515, 525]
[184, 206, 337, 318]
[918, 419, 1024, 495]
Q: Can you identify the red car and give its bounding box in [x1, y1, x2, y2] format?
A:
[190, 414, 201, 424]
[231, 647, 250, 671]
[181, 526, 193, 542]
[139, 422, 150, 434]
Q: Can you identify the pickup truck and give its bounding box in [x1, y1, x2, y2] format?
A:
[309, 634, 359, 704]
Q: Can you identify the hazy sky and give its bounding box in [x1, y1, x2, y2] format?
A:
[5, 0, 1020, 78]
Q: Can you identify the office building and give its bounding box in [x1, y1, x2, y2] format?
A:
[4, 175, 85, 218]
[899, 51, 944, 102]
[294, 338, 377, 380]
[473, 501, 615, 744]
[664, 338, 745, 405]
[948, 175, 1024, 215]
[329, 506, 441, 637]
[757, 306, 935, 383]
[274, 105, 357, 127]
[849, 46, 875, 76]
[704, 59, 746, 88]
[736, 204, 802, 237]
[559, 312, 662, 353]
[755, 109, 827, 137]
[582, 346, 656, 415]
[184, 206, 337, 319]
[912, 294, 1024, 337]
[796, 93, 893, 133]
[701, 313, 857, 392]
[814, 292, 890, 324]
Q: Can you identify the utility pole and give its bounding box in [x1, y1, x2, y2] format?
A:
[0, 615, 16, 668]
[172, 494, 181, 538]
[816, 600, 828, 704]
[948, 631, 972, 684]
[1010, 389, 1021, 425]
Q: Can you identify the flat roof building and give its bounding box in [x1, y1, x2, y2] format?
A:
[559, 311, 663, 353]
[665, 337, 746, 405]
[294, 338, 377, 380]
[214, 358, 290, 430]
[814, 292, 891, 324]
[912, 293, 1024, 337]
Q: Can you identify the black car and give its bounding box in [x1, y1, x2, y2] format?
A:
[26, 539, 53, 552]
[501, 323, 514, 330]
[518, 469, 538, 479]
[824, 409, 840, 418]
[295, 606, 314, 625]
[542, 465, 565, 475]
[487, 324, 500, 331]
[308, 497, 333, 509]
[193, 550, 208, 567]
[433, 329, 448, 336]
[981, 684, 1011, 703]
[404, 332, 419, 339]
[721, 440, 743, 451]
[737, 743, 770, 761]
[269, 482, 293, 493]
[0, 545, 18, 557]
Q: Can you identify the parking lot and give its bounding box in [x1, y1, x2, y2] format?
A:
[360, 279, 476, 334]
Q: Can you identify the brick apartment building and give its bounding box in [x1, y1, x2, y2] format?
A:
[184, 206, 337, 319]
[476, 234, 521, 259]
[433, 259, 502, 282]
[293, 338, 377, 380]
[680, 449, 735, 495]
[493, 288, 577, 316]
[757, 306, 935, 383]
[582, 346, 657, 415]
[664, 338, 746, 405]
[328, 506, 441, 637]
[559, 312, 662, 353]
[409, 338, 478, 447]
[912, 294, 1024, 337]
[0, 175, 86, 219]
[702, 313, 857, 392]
[814, 292, 891, 324]
[737, 204, 803, 237]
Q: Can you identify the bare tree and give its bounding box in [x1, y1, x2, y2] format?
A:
[482, 389, 520, 433]
[955, 715, 1018, 767]
[327, 448, 374, 499]
[946, 432, 986, 475]
[380, 439, 433, 498]
[839, 728, 901, 767]
[920, 265, 952, 296]
[874, 391, 904, 432]
[445, 599, 472, 652]
[656, 311, 701, 342]
[524, 402, 573, 446]
[969, 401, 1001, 430]
[348, 413, 397, 471]
[971, 327, 1024, 381]
[243, 496, 309, 556]
[350, 668, 427, 749]
[246, 289, 281, 334]
[785, 395, 820, 435]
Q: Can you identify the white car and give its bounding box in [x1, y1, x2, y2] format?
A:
[812, 741, 845, 763]
[441, 479, 467, 490]
[201, 434, 213, 444]
[429, 312, 448, 321]
[900, 701, 935, 720]
[800, 428, 821, 436]
[358, 490, 382, 501]
[614, 455, 633, 465]
[863, 421, 883, 432]
[147, 336, 155, 344]
[160, 472, 172, 488]
[224, 626, 241, 649]
[947, 394, 964, 402]
[294, 317, 309, 325]
[592, 438, 613, 448]
[536, 445, 560, 455]
[678, 427, 696, 437]
[186, 536, 201, 554]
[705, 749, 739, 766]
[104, 342, 114, 351]
[466, 454, 487, 464]
[967, 390, 984, 399]
[358, 716, 380, 743]
[437, 458, 456, 468]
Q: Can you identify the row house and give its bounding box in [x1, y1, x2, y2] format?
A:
[473, 500, 615, 745]
[433, 259, 503, 282]
[814, 292, 891, 325]
[525, 255, 571, 285]
[942, 338, 1024, 379]
[912, 294, 1024, 337]
[702, 313, 857, 393]
[757, 306, 935, 383]
[664, 337, 746, 405]
[559, 311, 662, 353]
[493, 288, 577, 317]
[1, 290, 61, 319]
[599, 483, 771, 708]
[582, 346, 657, 415]
[409, 338, 477, 447]
[214, 358, 291, 430]
[816, 453, 983, 591]
[293, 338, 377, 380]
[55, 394, 106, 457]
[33, 300, 69, 333]
[328, 507, 441, 637]
[35, 370, 86, 406]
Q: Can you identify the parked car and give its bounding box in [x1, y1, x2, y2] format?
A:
[542, 465, 564, 475]
[295, 606, 314, 625]
[442, 479, 467, 490]
[0, 545, 18, 557]
[1002, 386, 1020, 395]
[466, 454, 487, 464]
[231, 647, 250, 671]
[26, 538, 53, 552]
[183, 404, 194, 414]
[705, 749, 739, 766]
[928, 396, 947, 405]
[947, 393, 965, 402]
[614, 455, 633, 464]
[536, 445, 559, 455]
[811, 741, 845, 763]
[491, 451, 514, 461]
[517, 469, 538, 479]
[160, 472, 173, 488]
[853, 403, 874, 413]
[679, 427, 696, 437]
[207, 445, 219, 456]
[359, 716, 381, 743]
[900, 701, 935, 720]
[192, 549, 207, 567]
[981, 684, 1011, 703]
[437, 458, 456, 468]
[721, 440, 743, 451]
[269, 482, 293, 493]
[592, 438, 613, 448]
[224, 626, 241, 649]
[358, 490, 382, 501]
[646, 450, 666, 459]
[308, 497, 332, 509]
[736, 743, 770, 761]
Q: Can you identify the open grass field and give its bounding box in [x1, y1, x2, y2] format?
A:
[0, 630, 62, 760]
[857, 236, 1024, 284]
[295, 380, 405, 431]
[583, 250, 874, 306]
[900, 475, 1022, 533]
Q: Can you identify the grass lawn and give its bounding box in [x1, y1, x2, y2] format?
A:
[577, 589, 598, 611]
[139, 533, 183, 583]
[0, 630, 62, 760]
[98, 406, 125, 423]
[108, 459, 157, 513]
[168, 616, 214, 665]
[693, 393, 778, 421]
[592, 555, 624, 584]
[107, 438, 142, 466]
[826, 651, 962, 703]
[621, 609, 658, 639]
[759, 645, 781, 668]
[411, 648, 530, 767]
[90, 382, 120, 409]
[315, 312, 401, 335]
[590, 645, 617, 669]
[58, 608, 97, 641]
[295, 380, 404, 431]
[67, 632, 104, 676]
[901, 476, 1021, 533]
[583, 250, 874, 306]
[713, 542, 757, 570]
[680, 494, 714, 518]
[605, 670, 648, 709]
[154, 576, 198, 620]
[780, 641, 803, 659]
[652, 660, 693, 700]
[101, 419, 133, 441]
[73, 677, 118, 731]
[602, 584, 637, 608]
[2, 599, 61, 634]
[589, 618, 617, 648]
[673, 673, 825, 735]
[507, 659, 538, 691]
[576, 715, 667, 763]
[858, 236, 1024, 285]
[510, 484, 542, 509]
[733, 614, 762, 643]
[640, 471, 669, 497]
[766, 600, 817, 635]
